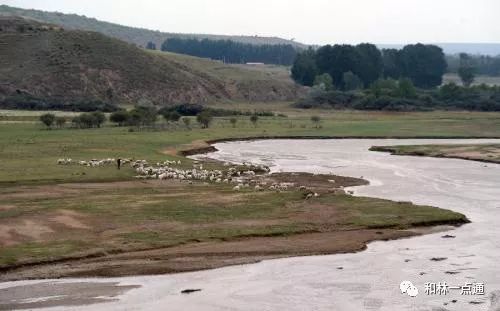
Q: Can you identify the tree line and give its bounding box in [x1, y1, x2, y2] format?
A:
[39, 104, 278, 129]
[294, 79, 500, 112]
[292, 43, 447, 89]
[161, 38, 297, 65]
[447, 54, 500, 76]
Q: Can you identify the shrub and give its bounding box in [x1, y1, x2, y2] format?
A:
[182, 117, 191, 129]
[250, 114, 259, 127]
[39, 113, 56, 128]
[230, 117, 237, 128]
[311, 115, 321, 128]
[196, 111, 213, 128]
[128, 106, 157, 126]
[161, 110, 181, 122]
[110, 111, 129, 126]
[91, 112, 106, 128]
[55, 116, 66, 128]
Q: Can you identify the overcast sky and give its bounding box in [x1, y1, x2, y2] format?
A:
[3, 0, 500, 45]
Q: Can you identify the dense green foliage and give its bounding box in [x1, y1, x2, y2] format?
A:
[292, 43, 447, 89]
[72, 112, 106, 129]
[39, 113, 56, 128]
[161, 38, 297, 65]
[196, 111, 213, 128]
[0, 94, 120, 112]
[291, 49, 318, 86]
[314, 44, 383, 88]
[158, 103, 275, 118]
[392, 44, 447, 88]
[295, 80, 500, 111]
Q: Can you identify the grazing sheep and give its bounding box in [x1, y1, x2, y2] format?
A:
[57, 158, 72, 165]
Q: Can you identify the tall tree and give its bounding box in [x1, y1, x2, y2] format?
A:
[398, 44, 447, 88]
[355, 43, 383, 86]
[162, 38, 297, 65]
[382, 48, 402, 79]
[291, 49, 318, 86]
[458, 53, 476, 87]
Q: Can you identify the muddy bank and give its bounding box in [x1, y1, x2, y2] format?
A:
[0, 228, 448, 282]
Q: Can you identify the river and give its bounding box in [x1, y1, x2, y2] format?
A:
[1, 139, 500, 311]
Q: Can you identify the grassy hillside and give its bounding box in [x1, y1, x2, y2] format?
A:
[0, 17, 304, 107]
[0, 5, 307, 49]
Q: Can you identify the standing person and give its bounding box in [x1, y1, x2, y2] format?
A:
[117, 158, 121, 170]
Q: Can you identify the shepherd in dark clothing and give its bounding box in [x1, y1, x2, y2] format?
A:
[117, 158, 121, 170]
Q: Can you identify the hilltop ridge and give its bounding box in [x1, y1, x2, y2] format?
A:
[0, 5, 306, 49]
[0, 17, 304, 107]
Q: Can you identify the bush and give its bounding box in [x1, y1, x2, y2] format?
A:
[91, 112, 106, 128]
[230, 117, 237, 128]
[293, 83, 500, 112]
[161, 110, 181, 122]
[71, 112, 106, 128]
[39, 113, 55, 128]
[182, 117, 191, 129]
[55, 116, 66, 128]
[196, 111, 213, 128]
[110, 111, 129, 126]
[311, 115, 321, 128]
[294, 90, 359, 109]
[250, 114, 258, 127]
[0, 94, 120, 112]
[128, 106, 157, 126]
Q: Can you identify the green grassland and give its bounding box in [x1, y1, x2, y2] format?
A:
[0, 181, 466, 268]
[371, 143, 500, 164]
[1, 110, 500, 184]
[0, 110, 495, 272]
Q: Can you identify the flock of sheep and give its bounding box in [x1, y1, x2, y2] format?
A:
[56, 157, 309, 193]
[58, 158, 122, 167]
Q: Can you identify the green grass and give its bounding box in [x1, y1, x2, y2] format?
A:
[0, 182, 467, 267]
[370, 143, 500, 163]
[1, 111, 499, 184]
[0, 110, 492, 268]
[320, 195, 468, 229]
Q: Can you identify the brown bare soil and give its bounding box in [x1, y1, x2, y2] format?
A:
[0, 229, 418, 281]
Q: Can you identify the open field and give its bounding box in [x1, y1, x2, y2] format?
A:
[1, 110, 500, 184]
[371, 143, 500, 164]
[0, 110, 496, 279]
[0, 176, 467, 280]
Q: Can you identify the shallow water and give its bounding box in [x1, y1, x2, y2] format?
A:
[2, 139, 500, 311]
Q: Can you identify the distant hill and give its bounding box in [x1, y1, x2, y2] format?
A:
[378, 43, 500, 56]
[0, 5, 306, 49]
[0, 17, 304, 107]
